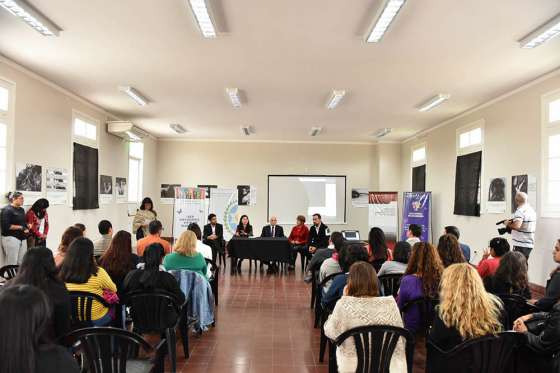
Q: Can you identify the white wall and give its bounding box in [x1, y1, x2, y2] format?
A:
[400, 71, 560, 286]
[0, 60, 157, 264]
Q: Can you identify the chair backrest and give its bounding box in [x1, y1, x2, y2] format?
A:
[401, 297, 439, 335]
[498, 294, 540, 330]
[317, 271, 344, 304]
[62, 326, 159, 373]
[125, 291, 181, 333]
[335, 325, 415, 373]
[378, 274, 403, 297]
[205, 258, 219, 273]
[426, 331, 526, 373]
[68, 291, 110, 327]
[0, 264, 19, 280]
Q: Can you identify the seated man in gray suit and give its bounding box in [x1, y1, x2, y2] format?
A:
[261, 216, 285, 273]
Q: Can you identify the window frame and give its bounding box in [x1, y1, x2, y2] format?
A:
[456, 120, 485, 213]
[127, 141, 144, 203]
[0, 78, 15, 196]
[410, 142, 427, 192]
[541, 89, 560, 217]
[71, 110, 99, 148]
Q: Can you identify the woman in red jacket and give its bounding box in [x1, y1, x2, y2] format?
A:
[26, 198, 49, 248]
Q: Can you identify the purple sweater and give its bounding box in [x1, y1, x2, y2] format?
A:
[397, 274, 424, 333]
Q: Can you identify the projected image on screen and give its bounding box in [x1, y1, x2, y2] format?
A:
[268, 175, 346, 224]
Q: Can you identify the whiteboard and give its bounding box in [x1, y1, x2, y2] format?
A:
[267, 175, 347, 224]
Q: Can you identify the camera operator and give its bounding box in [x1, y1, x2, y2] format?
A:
[502, 192, 536, 262]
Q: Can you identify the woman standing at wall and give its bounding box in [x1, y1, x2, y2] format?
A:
[26, 198, 49, 248]
[132, 197, 157, 240]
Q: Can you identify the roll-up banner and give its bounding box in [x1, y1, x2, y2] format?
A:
[401, 192, 431, 242]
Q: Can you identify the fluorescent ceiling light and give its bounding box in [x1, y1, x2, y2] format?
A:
[373, 128, 392, 138]
[417, 94, 450, 112]
[326, 90, 346, 109]
[309, 127, 322, 136]
[519, 13, 560, 49]
[0, 0, 61, 36]
[118, 86, 148, 106]
[170, 123, 188, 134]
[225, 88, 241, 108]
[366, 0, 406, 43]
[188, 0, 217, 38]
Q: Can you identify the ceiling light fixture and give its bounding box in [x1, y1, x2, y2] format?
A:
[417, 93, 450, 112]
[240, 126, 253, 136]
[118, 86, 148, 106]
[366, 0, 406, 43]
[519, 13, 560, 49]
[373, 128, 392, 138]
[326, 90, 346, 109]
[170, 123, 188, 134]
[309, 127, 322, 137]
[225, 88, 241, 108]
[188, 0, 217, 38]
[0, 0, 61, 36]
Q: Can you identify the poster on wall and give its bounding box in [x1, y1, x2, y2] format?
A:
[198, 185, 217, 199]
[486, 177, 506, 214]
[368, 192, 398, 248]
[401, 191, 431, 242]
[160, 184, 180, 204]
[175, 186, 206, 200]
[115, 177, 127, 203]
[352, 188, 369, 208]
[46, 167, 68, 205]
[99, 175, 113, 204]
[15, 163, 43, 205]
[172, 198, 207, 238]
[511, 175, 537, 213]
[210, 188, 239, 240]
[237, 185, 251, 206]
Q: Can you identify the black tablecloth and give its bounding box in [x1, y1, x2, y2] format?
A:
[228, 237, 292, 263]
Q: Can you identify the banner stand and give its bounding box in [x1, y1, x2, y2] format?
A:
[401, 192, 432, 243]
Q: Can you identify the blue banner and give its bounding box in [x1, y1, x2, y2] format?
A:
[401, 192, 431, 242]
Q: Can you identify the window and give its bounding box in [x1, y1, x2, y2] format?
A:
[458, 127, 482, 152]
[72, 111, 98, 147]
[128, 142, 144, 203]
[411, 144, 426, 192]
[0, 81, 12, 195]
[455, 121, 484, 216]
[542, 91, 560, 216]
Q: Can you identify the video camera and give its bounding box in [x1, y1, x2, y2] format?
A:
[496, 219, 512, 235]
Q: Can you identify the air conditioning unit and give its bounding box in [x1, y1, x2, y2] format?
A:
[107, 121, 149, 142]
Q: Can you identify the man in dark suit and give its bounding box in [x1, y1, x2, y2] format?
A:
[203, 213, 224, 263]
[260, 216, 285, 273]
[308, 213, 329, 254]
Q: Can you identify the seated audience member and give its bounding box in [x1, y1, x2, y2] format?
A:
[260, 216, 284, 272]
[8, 248, 70, 340]
[318, 232, 345, 292]
[136, 220, 172, 257]
[397, 242, 444, 334]
[132, 197, 157, 239]
[99, 230, 139, 293]
[430, 263, 503, 351]
[60, 237, 117, 326]
[288, 215, 310, 270]
[484, 251, 532, 299]
[324, 262, 407, 373]
[122, 243, 185, 308]
[163, 230, 208, 279]
[444, 225, 471, 262]
[305, 231, 342, 282]
[54, 226, 83, 267]
[436, 234, 465, 268]
[203, 213, 224, 263]
[234, 215, 253, 269]
[308, 213, 329, 254]
[533, 239, 560, 311]
[405, 224, 422, 247]
[93, 219, 113, 257]
[513, 302, 560, 372]
[73, 223, 86, 236]
[377, 241, 412, 277]
[367, 227, 391, 272]
[188, 223, 213, 278]
[0, 285, 80, 373]
[477, 237, 510, 279]
[322, 243, 369, 306]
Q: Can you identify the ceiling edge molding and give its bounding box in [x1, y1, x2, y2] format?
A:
[157, 137, 377, 145]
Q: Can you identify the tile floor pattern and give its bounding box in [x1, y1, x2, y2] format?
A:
[166, 262, 426, 373]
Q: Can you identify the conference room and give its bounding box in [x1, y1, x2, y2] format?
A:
[1, 1, 560, 372]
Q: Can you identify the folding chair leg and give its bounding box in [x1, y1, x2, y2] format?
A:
[319, 328, 327, 362]
[328, 342, 337, 373]
[165, 328, 177, 373]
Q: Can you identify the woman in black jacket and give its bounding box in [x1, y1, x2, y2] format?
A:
[533, 239, 560, 311]
[484, 251, 532, 299]
[234, 215, 253, 269]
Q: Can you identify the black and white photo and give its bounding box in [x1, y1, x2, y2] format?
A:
[116, 177, 127, 203]
[160, 183, 180, 204]
[99, 175, 113, 204]
[16, 163, 42, 192]
[46, 167, 68, 205]
[486, 177, 506, 214]
[237, 185, 251, 206]
[351, 188, 369, 208]
[511, 174, 528, 213]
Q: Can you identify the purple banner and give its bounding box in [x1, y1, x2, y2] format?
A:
[401, 192, 431, 242]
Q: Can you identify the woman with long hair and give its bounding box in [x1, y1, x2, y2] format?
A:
[99, 230, 139, 293]
[324, 262, 407, 373]
[59, 237, 117, 326]
[25, 198, 49, 247]
[234, 215, 253, 269]
[397, 242, 444, 333]
[533, 239, 560, 311]
[436, 234, 465, 268]
[8, 248, 70, 340]
[163, 230, 208, 279]
[484, 251, 532, 299]
[430, 263, 503, 350]
[54, 226, 83, 267]
[367, 227, 391, 272]
[0, 285, 79, 373]
[132, 197, 157, 239]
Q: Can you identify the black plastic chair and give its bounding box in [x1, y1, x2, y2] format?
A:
[68, 291, 112, 329]
[310, 268, 318, 309]
[125, 291, 191, 373]
[316, 272, 345, 363]
[0, 264, 18, 280]
[378, 274, 403, 297]
[497, 293, 540, 330]
[426, 331, 526, 373]
[332, 325, 415, 373]
[315, 272, 345, 328]
[401, 297, 439, 336]
[62, 326, 166, 373]
[205, 258, 219, 307]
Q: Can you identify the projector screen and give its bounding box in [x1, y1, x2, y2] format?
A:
[267, 175, 347, 224]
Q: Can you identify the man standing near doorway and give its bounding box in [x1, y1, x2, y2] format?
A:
[503, 192, 536, 263]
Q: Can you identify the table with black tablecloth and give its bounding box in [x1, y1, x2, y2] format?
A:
[228, 237, 292, 269]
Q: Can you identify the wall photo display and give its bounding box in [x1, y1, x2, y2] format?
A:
[99, 175, 113, 204]
[486, 177, 506, 214]
[237, 185, 256, 206]
[46, 167, 68, 205]
[16, 162, 43, 205]
[511, 174, 537, 213]
[115, 177, 127, 203]
[161, 184, 180, 204]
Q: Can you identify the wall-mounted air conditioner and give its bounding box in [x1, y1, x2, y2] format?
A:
[107, 121, 149, 142]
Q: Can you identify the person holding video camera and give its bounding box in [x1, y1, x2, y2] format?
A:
[501, 192, 536, 262]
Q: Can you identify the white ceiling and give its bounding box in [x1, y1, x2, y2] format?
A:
[1, 0, 560, 142]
